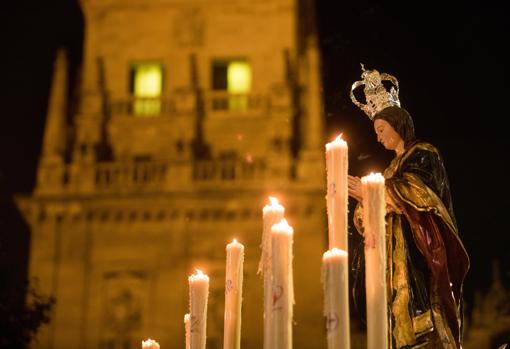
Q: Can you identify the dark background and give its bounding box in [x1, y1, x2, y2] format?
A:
[1, 0, 508, 325]
[317, 1, 510, 315]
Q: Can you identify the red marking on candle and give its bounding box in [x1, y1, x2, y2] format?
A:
[190, 315, 199, 333]
[326, 312, 339, 333]
[329, 182, 336, 195]
[272, 285, 284, 309]
[225, 279, 234, 294]
[364, 232, 376, 250]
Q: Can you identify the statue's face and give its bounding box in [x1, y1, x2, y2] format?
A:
[374, 119, 402, 151]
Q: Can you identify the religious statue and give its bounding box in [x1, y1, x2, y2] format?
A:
[348, 65, 470, 348]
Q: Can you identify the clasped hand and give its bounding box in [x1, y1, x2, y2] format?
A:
[348, 175, 363, 202]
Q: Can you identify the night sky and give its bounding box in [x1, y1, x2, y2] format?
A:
[1, 0, 508, 315]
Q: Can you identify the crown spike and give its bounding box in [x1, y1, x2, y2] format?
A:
[350, 65, 400, 120]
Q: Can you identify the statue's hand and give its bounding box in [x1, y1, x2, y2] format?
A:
[348, 175, 363, 202]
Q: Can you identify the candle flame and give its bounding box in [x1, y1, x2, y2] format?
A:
[195, 268, 204, 276]
[233, 238, 238, 244]
[325, 132, 347, 150]
[142, 339, 160, 348]
[269, 196, 279, 206]
[271, 218, 294, 235]
[361, 172, 385, 184]
[323, 248, 348, 260]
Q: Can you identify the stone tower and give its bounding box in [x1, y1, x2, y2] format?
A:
[17, 0, 327, 348]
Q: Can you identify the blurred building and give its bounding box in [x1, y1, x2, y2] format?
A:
[16, 0, 327, 348]
[463, 260, 510, 349]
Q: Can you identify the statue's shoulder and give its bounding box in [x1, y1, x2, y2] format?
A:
[399, 141, 441, 168]
[409, 141, 440, 156]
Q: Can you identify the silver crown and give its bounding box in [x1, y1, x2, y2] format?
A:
[350, 64, 400, 120]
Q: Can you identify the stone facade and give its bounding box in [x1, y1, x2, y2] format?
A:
[17, 1, 328, 348]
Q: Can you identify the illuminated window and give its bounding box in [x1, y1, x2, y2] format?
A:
[129, 63, 163, 115]
[212, 59, 251, 111]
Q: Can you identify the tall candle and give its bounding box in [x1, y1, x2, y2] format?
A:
[271, 219, 294, 349]
[361, 173, 388, 349]
[260, 196, 285, 349]
[322, 248, 350, 349]
[223, 239, 245, 349]
[188, 269, 210, 349]
[325, 134, 348, 250]
[184, 314, 190, 349]
[142, 339, 160, 349]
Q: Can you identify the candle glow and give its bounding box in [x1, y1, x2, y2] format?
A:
[325, 133, 347, 151]
[325, 133, 349, 251]
[322, 247, 348, 261]
[322, 248, 350, 349]
[361, 172, 388, 349]
[361, 172, 385, 184]
[188, 268, 209, 349]
[270, 218, 294, 349]
[189, 269, 209, 282]
[224, 239, 245, 349]
[260, 196, 286, 349]
[264, 196, 284, 214]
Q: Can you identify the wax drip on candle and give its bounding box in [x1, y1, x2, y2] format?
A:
[184, 314, 191, 349]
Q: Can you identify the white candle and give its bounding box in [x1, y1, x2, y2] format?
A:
[361, 173, 388, 349]
[322, 248, 350, 349]
[184, 314, 190, 349]
[142, 339, 160, 349]
[260, 196, 285, 349]
[188, 269, 210, 349]
[325, 134, 348, 250]
[223, 239, 245, 349]
[271, 219, 294, 349]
